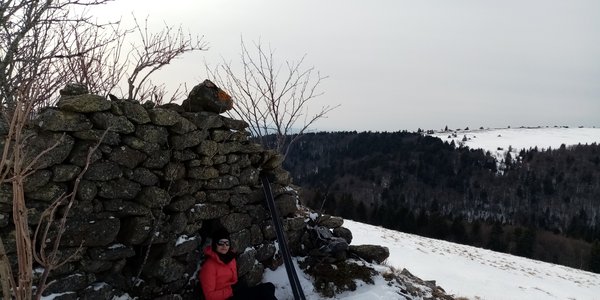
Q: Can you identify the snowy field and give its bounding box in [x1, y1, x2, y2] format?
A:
[345, 220, 600, 300]
[430, 127, 600, 162]
[266, 220, 600, 300]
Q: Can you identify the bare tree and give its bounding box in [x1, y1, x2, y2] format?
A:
[31, 131, 106, 299]
[57, 15, 206, 103]
[0, 1, 205, 298]
[0, 0, 118, 111]
[56, 20, 130, 98]
[206, 38, 338, 158]
[0, 3, 113, 298]
[125, 15, 206, 102]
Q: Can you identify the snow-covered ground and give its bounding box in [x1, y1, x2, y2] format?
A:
[430, 127, 600, 163]
[347, 220, 600, 300]
[266, 220, 600, 300]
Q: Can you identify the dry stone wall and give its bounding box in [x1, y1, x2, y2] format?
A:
[0, 82, 359, 299]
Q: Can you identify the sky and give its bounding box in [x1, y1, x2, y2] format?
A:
[93, 0, 600, 132]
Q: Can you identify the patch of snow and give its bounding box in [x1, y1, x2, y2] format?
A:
[111, 293, 136, 300]
[273, 240, 281, 257]
[344, 219, 600, 300]
[175, 234, 196, 246]
[41, 292, 76, 300]
[108, 243, 126, 250]
[92, 282, 109, 291]
[131, 277, 144, 287]
[430, 127, 600, 165]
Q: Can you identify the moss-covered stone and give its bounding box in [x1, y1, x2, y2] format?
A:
[37, 109, 93, 131]
[57, 94, 111, 112]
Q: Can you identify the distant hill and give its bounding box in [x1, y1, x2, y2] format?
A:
[430, 126, 600, 166]
[281, 128, 600, 272]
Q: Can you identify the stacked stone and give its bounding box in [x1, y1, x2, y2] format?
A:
[0, 82, 302, 299]
[0, 81, 389, 299]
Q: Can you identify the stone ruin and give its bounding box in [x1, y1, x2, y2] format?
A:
[0, 80, 390, 299]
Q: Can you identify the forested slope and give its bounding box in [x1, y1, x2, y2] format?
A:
[282, 131, 600, 272]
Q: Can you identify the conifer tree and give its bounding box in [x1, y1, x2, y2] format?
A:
[590, 240, 600, 273]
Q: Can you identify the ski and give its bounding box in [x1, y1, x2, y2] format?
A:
[260, 175, 306, 300]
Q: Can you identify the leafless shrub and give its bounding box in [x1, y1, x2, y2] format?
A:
[31, 130, 106, 299]
[207, 38, 338, 158]
[126, 15, 206, 102]
[0, 1, 206, 298]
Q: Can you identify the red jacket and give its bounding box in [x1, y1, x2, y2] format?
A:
[199, 246, 238, 300]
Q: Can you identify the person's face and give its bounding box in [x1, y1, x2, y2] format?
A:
[216, 239, 230, 254]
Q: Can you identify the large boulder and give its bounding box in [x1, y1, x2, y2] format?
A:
[61, 218, 121, 247]
[135, 124, 169, 145]
[72, 129, 121, 146]
[36, 109, 93, 132]
[108, 145, 147, 169]
[149, 108, 181, 126]
[23, 170, 52, 192]
[84, 161, 122, 181]
[136, 186, 171, 208]
[119, 100, 151, 124]
[25, 132, 75, 169]
[333, 226, 353, 244]
[57, 94, 111, 113]
[274, 194, 297, 217]
[90, 112, 135, 134]
[144, 257, 186, 283]
[221, 213, 252, 233]
[181, 80, 233, 114]
[349, 244, 389, 264]
[97, 178, 141, 199]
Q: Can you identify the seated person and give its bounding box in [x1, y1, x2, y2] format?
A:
[199, 228, 278, 300]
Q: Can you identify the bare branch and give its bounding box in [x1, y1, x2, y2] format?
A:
[0, 2, 208, 297]
[32, 129, 107, 299]
[126, 15, 206, 101]
[0, 1, 119, 299]
[207, 38, 337, 158]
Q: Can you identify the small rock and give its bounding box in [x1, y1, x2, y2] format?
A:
[349, 244, 390, 264]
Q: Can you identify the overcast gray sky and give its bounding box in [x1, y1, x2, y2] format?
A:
[96, 0, 600, 132]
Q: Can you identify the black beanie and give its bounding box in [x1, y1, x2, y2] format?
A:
[210, 228, 235, 263]
[211, 228, 230, 249]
